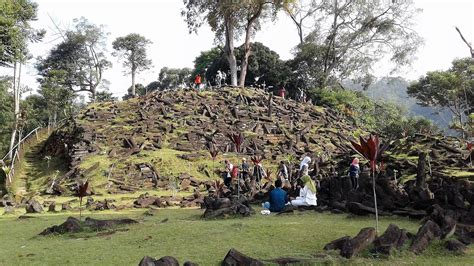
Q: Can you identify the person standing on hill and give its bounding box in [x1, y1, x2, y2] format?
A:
[277, 161, 288, 181]
[349, 158, 361, 190]
[223, 160, 233, 187]
[194, 74, 202, 89]
[299, 155, 311, 177]
[278, 85, 286, 99]
[240, 158, 250, 180]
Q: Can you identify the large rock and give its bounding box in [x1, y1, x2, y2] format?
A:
[25, 199, 43, 213]
[138, 256, 179, 266]
[340, 227, 376, 258]
[371, 224, 408, 255]
[39, 217, 82, 235]
[323, 236, 350, 251]
[444, 239, 467, 253]
[409, 220, 442, 254]
[222, 248, 263, 266]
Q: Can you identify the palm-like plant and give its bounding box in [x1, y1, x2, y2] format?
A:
[350, 134, 389, 233]
[227, 133, 244, 153]
[77, 180, 89, 221]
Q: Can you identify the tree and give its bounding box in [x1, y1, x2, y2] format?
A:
[1, 0, 44, 159]
[291, 0, 422, 90]
[0, 0, 44, 67]
[123, 84, 146, 100]
[182, 0, 287, 87]
[95, 89, 117, 103]
[37, 17, 110, 102]
[283, 0, 324, 44]
[156, 67, 192, 90]
[192, 43, 290, 89]
[408, 58, 474, 138]
[112, 33, 153, 97]
[0, 77, 14, 156]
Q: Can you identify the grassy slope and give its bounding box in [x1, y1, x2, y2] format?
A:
[0, 209, 472, 265]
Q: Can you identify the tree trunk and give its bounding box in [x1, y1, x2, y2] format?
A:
[131, 69, 136, 96]
[224, 15, 238, 86]
[8, 62, 20, 160]
[238, 4, 263, 87]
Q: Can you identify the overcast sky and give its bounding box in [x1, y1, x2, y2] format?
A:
[7, 0, 474, 98]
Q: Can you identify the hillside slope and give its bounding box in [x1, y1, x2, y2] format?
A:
[44, 88, 360, 194]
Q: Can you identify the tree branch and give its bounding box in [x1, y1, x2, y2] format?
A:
[455, 26, 474, 58]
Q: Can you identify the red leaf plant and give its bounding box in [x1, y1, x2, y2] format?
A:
[250, 155, 263, 165]
[350, 134, 389, 233]
[207, 143, 219, 178]
[77, 180, 89, 221]
[227, 133, 244, 153]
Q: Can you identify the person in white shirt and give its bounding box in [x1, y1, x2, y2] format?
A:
[291, 175, 317, 206]
[299, 156, 311, 177]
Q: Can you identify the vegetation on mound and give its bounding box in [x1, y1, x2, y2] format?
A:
[0, 209, 471, 265]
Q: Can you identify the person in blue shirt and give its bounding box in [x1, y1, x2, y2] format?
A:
[263, 179, 288, 212]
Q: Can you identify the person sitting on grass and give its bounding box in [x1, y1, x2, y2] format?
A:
[291, 175, 317, 207]
[263, 179, 288, 212]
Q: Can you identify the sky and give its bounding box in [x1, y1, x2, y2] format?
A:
[5, 0, 474, 98]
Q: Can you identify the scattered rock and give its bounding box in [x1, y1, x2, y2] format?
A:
[340, 227, 376, 258]
[409, 220, 442, 255]
[39, 217, 82, 236]
[371, 224, 408, 255]
[25, 199, 43, 213]
[138, 256, 179, 266]
[444, 239, 467, 253]
[222, 248, 263, 266]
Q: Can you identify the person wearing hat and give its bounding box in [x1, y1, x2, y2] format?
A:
[291, 175, 317, 206]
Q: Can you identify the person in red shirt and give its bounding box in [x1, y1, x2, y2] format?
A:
[194, 74, 202, 89]
[278, 85, 286, 99]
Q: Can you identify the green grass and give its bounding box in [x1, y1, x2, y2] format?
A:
[0, 209, 471, 265]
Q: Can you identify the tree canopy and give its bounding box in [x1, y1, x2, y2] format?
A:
[36, 17, 110, 102]
[112, 33, 153, 96]
[408, 58, 474, 137]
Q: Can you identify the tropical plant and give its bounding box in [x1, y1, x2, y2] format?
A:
[250, 155, 263, 165]
[350, 134, 389, 233]
[209, 179, 226, 198]
[77, 180, 88, 221]
[227, 133, 244, 153]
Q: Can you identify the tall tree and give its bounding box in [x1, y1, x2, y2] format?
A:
[283, 0, 324, 44]
[291, 0, 422, 90]
[37, 18, 110, 102]
[156, 67, 192, 90]
[408, 58, 474, 138]
[1, 0, 44, 159]
[182, 0, 286, 87]
[112, 33, 153, 97]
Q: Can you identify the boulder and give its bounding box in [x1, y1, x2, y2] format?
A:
[61, 202, 72, 211]
[25, 199, 43, 213]
[323, 236, 350, 251]
[48, 202, 56, 212]
[371, 224, 408, 255]
[444, 239, 467, 253]
[340, 227, 376, 258]
[39, 217, 82, 235]
[409, 220, 442, 255]
[3, 205, 15, 215]
[222, 248, 263, 266]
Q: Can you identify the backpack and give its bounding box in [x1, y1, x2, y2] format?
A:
[231, 166, 239, 178]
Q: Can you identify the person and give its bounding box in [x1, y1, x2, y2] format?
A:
[291, 175, 317, 206]
[278, 86, 286, 99]
[194, 74, 202, 89]
[263, 179, 288, 212]
[277, 161, 288, 181]
[349, 157, 361, 190]
[223, 160, 233, 187]
[240, 158, 250, 180]
[216, 70, 223, 87]
[253, 162, 266, 184]
[299, 155, 311, 177]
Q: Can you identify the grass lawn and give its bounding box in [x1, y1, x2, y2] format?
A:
[0, 208, 472, 265]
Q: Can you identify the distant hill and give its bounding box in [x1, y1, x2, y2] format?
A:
[344, 77, 454, 134]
